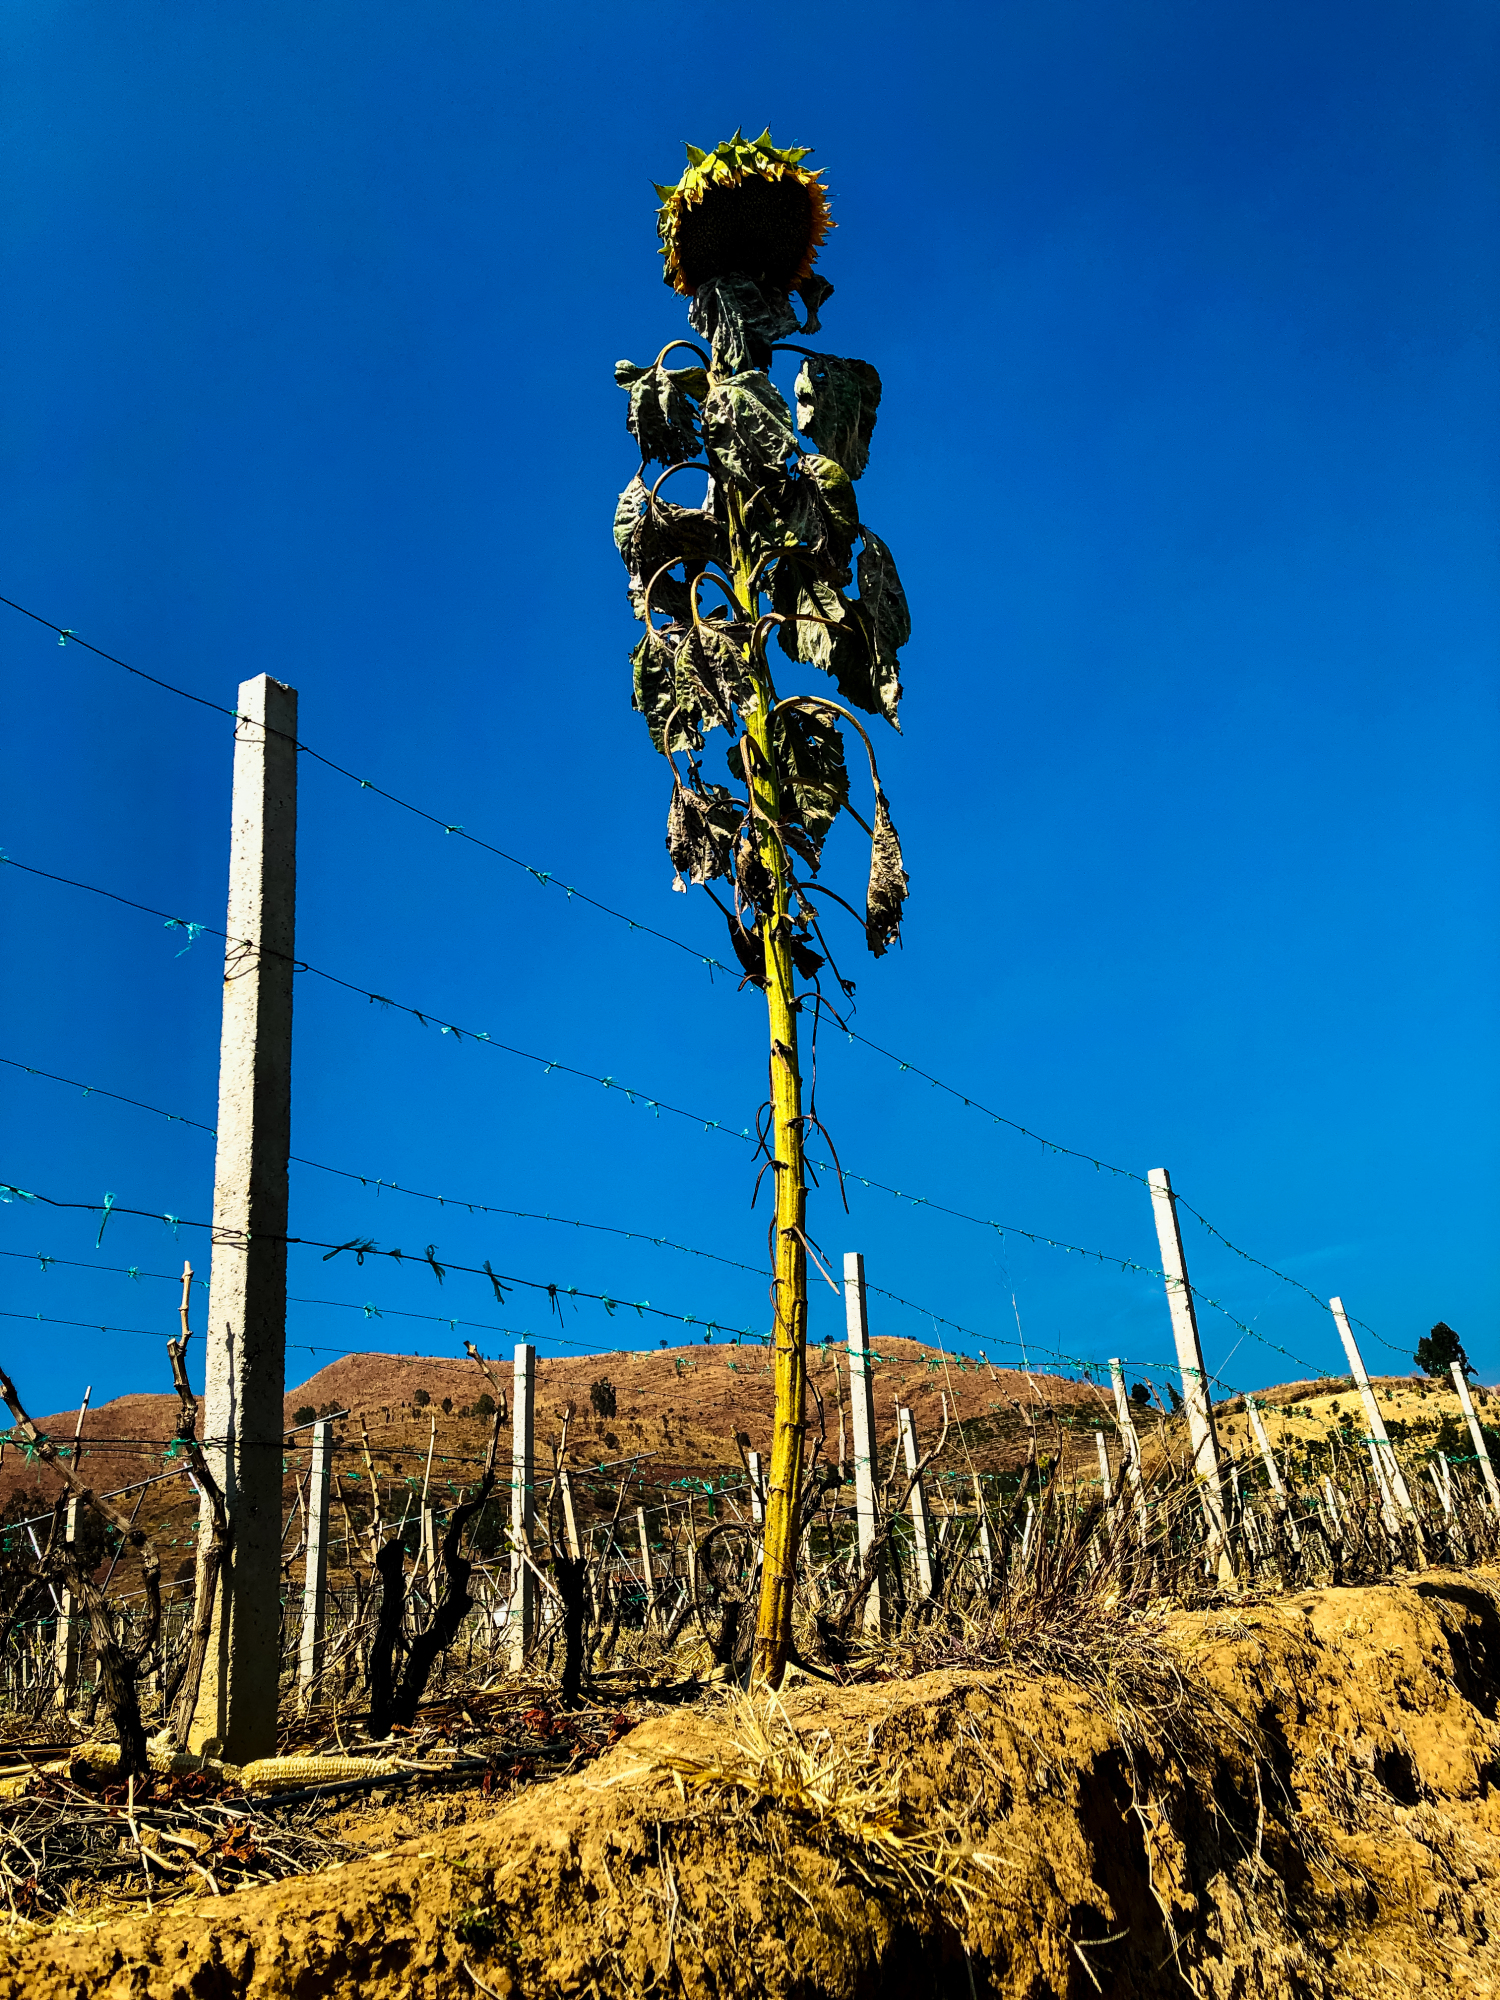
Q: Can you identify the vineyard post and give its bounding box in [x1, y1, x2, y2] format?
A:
[1147, 1169, 1236, 1581]
[1094, 1431, 1120, 1539]
[559, 1469, 583, 1560]
[296, 1417, 332, 1692]
[191, 673, 297, 1762]
[1448, 1362, 1500, 1520]
[420, 1505, 439, 1600]
[897, 1404, 936, 1599]
[970, 1472, 994, 1583]
[1246, 1398, 1302, 1552]
[1108, 1360, 1151, 1547]
[508, 1342, 536, 1671]
[844, 1253, 883, 1633]
[635, 1507, 658, 1631]
[52, 1497, 80, 1707]
[1330, 1298, 1428, 1558]
[746, 1450, 765, 1526]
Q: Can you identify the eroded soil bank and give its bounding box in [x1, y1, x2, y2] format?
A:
[6, 1571, 1500, 1998]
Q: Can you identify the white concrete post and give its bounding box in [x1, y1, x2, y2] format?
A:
[1321, 1474, 1344, 1541]
[296, 1418, 332, 1692]
[1428, 1461, 1451, 1520]
[52, 1498, 80, 1707]
[1147, 1170, 1234, 1575]
[1448, 1363, 1500, 1520]
[420, 1505, 440, 1599]
[559, 1469, 583, 1561]
[1108, 1361, 1151, 1547]
[1366, 1437, 1402, 1535]
[1095, 1431, 1121, 1539]
[746, 1450, 765, 1526]
[897, 1404, 936, 1599]
[1437, 1449, 1456, 1518]
[635, 1507, 657, 1631]
[508, 1343, 536, 1671]
[843, 1252, 882, 1634]
[192, 673, 297, 1761]
[1246, 1399, 1302, 1552]
[1330, 1298, 1426, 1556]
[971, 1472, 995, 1583]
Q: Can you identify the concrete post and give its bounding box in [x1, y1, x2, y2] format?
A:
[1147, 1170, 1234, 1577]
[1330, 1299, 1427, 1557]
[558, 1469, 583, 1561]
[508, 1343, 536, 1672]
[635, 1507, 657, 1631]
[192, 674, 297, 1761]
[296, 1418, 332, 1692]
[1246, 1398, 1302, 1552]
[1095, 1431, 1120, 1539]
[843, 1252, 883, 1635]
[971, 1472, 994, 1583]
[1437, 1449, 1456, 1518]
[420, 1505, 439, 1600]
[897, 1404, 936, 1599]
[1321, 1474, 1344, 1541]
[1108, 1360, 1151, 1547]
[1448, 1363, 1500, 1519]
[52, 1498, 80, 1708]
[746, 1450, 765, 1527]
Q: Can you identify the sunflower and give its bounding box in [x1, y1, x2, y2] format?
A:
[656, 129, 832, 297]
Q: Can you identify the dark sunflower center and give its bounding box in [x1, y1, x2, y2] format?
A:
[675, 175, 815, 292]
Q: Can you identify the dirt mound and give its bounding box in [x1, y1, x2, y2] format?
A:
[6, 1570, 1500, 1997]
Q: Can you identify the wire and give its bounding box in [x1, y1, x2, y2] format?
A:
[0, 1184, 764, 1344]
[0, 854, 752, 1143]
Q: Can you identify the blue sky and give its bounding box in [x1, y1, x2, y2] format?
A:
[2, 0, 1495, 1418]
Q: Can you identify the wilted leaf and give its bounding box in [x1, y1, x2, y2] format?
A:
[771, 557, 850, 671]
[678, 620, 753, 732]
[794, 356, 882, 479]
[734, 830, 774, 915]
[615, 359, 710, 467]
[794, 274, 835, 335]
[856, 530, 910, 663]
[614, 475, 649, 562]
[689, 275, 799, 375]
[631, 629, 702, 753]
[666, 783, 741, 885]
[701, 372, 799, 487]
[720, 908, 824, 986]
[621, 488, 727, 624]
[865, 789, 908, 956]
[773, 705, 849, 858]
[795, 454, 859, 581]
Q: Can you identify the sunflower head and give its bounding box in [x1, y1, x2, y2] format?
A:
[656, 129, 833, 298]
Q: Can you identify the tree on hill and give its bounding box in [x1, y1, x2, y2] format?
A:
[1415, 1321, 1471, 1381]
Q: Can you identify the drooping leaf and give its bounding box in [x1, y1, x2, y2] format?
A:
[614, 359, 710, 467]
[688, 275, 799, 375]
[794, 356, 882, 479]
[865, 789, 908, 957]
[770, 556, 850, 671]
[701, 372, 799, 487]
[794, 274, 835, 335]
[794, 454, 859, 581]
[666, 783, 741, 884]
[734, 830, 774, 916]
[677, 620, 753, 732]
[631, 629, 702, 753]
[719, 907, 824, 987]
[856, 530, 910, 663]
[620, 486, 727, 624]
[772, 705, 849, 858]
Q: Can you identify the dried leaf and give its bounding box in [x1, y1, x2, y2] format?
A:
[720, 909, 824, 986]
[856, 530, 911, 665]
[678, 621, 753, 732]
[794, 274, 835, 336]
[773, 705, 849, 859]
[794, 454, 859, 581]
[734, 832, 774, 916]
[689, 275, 799, 375]
[615, 360, 710, 467]
[619, 484, 727, 624]
[701, 372, 799, 487]
[771, 557, 850, 671]
[631, 629, 702, 753]
[666, 784, 741, 885]
[794, 356, 881, 479]
[865, 790, 909, 957]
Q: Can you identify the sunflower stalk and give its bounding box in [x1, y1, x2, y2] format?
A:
[616, 131, 912, 1687]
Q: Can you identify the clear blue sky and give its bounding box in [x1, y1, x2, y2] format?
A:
[2, 0, 1495, 1419]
